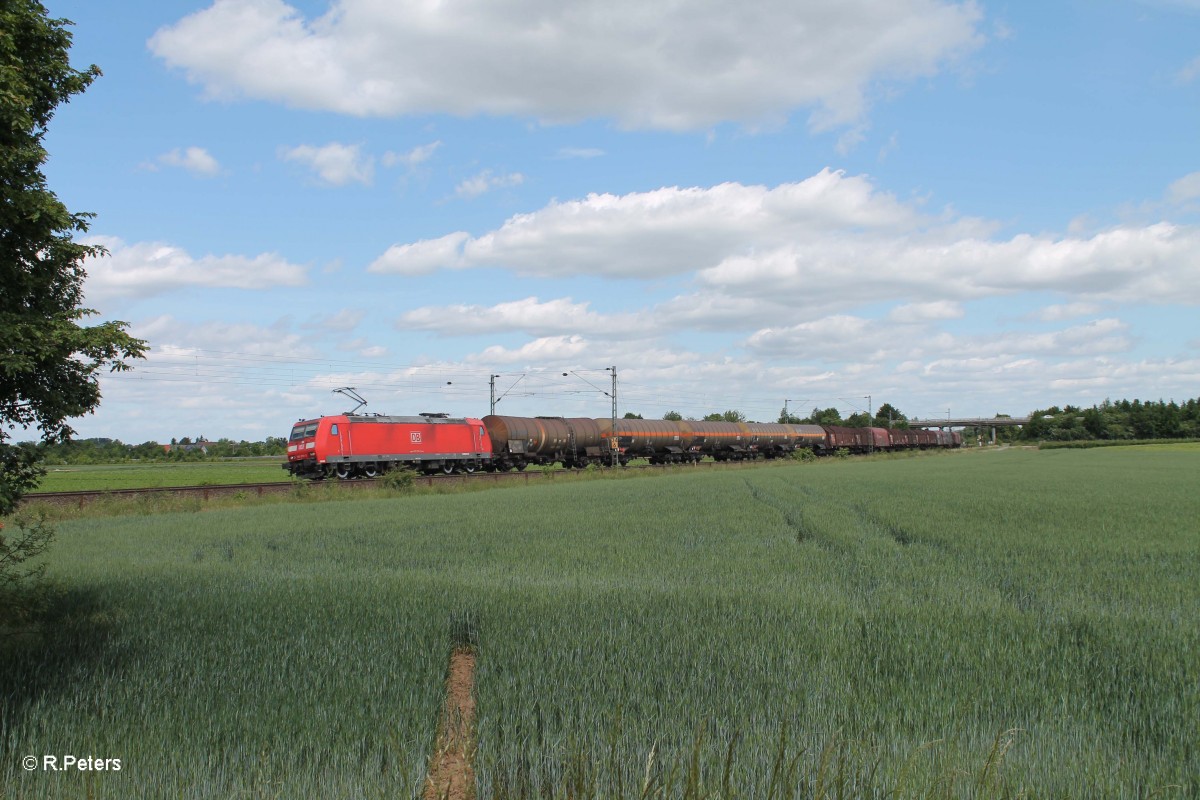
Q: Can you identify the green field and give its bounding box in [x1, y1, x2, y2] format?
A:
[2, 447, 1197, 798]
[33, 459, 289, 492]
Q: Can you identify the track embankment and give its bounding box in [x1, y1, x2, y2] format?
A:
[20, 460, 750, 509]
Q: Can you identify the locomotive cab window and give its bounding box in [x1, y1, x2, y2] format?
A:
[291, 423, 318, 441]
[330, 424, 338, 436]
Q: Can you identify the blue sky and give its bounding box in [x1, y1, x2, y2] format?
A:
[37, 0, 1200, 442]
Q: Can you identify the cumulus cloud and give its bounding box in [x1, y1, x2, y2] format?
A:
[398, 296, 646, 338]
[154, 146, 222, 177]
[149, 0, 984, 131]
[1177, 55, 1200, 84]
[745, 315, 1131, 363]
[304, 309, 365, 332]
[555, 147, 605, 159]
[370, 168, 1200, 309]
[382, 141, 442, 169]
[455, 170, 525, 198]
[370, 169, 928, 277]
[134, 315, 317, 361]
[468, 335, 593, 365]
[1167, 171, 1200, 204]
[82, 236, 308, 305]
[887, 300, 964, 323]
[280, 142, 373, 185]
[1029, 302, 1102, 322]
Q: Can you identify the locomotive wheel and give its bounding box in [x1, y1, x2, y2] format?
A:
[441, 463, 456, 475]
[362, 463, 379, 478]
[335, 464, 352, 480]
[462, 462, 477, 474]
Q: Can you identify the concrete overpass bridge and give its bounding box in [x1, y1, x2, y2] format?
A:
[906, 416, 1030, 445]
[907, 417, 1030, 429]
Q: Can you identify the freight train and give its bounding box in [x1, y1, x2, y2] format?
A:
[284, 412, 961, 479]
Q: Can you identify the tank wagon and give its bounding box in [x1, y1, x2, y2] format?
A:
[284, 411, 961, 478]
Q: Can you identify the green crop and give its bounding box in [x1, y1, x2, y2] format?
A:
[1, 446, 1196, 798]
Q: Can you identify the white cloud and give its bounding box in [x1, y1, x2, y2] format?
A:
[370, 169, 930, 277]
[305, 309, 365, 332]
[370, 169, 1200, 308]
[133, 316, 317, 361]
[455, 169, 525, 198]
[468, 335, 593, 365]
[280, 142, 373, 185]
[155, 146, 222, 177]
[398, 296, 644, 338]
[555, 147, 605, 159]
[1179, 55, 1200, 84]
[149, 0, 985, 131]
[1167, 171, 1200, 203]
[887, 300, 964, 323]
[1030, 302, 1102, 322]
[82, 236, 308, 305]
[382, 141, 442, 169]
[744, 315, 1131, 363]
[371, 232, 471, 274]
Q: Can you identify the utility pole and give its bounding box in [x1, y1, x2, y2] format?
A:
[866, 394, 873, 452]
[609, 365, 618, 466]
[562, 366, 619, 465]
[489, 374, 499, 415]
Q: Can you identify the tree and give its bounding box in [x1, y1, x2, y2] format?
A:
[622, 412, 643, 419]
[1, 3, 146, 622]
[873, 402, 907, 428]
[778, 407, 803, 424]
[844, 411, 872, 428]
[662, 410, 683, 421]
[702, 410, 746, 423]
[809, 407, 842, 426]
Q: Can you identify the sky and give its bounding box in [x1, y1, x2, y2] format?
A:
[34, 0, 1200, 443]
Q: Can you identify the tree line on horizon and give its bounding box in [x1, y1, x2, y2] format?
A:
[22, 396, 1200, 466]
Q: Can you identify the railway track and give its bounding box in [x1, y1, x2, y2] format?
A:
[21, 460, 743, 509]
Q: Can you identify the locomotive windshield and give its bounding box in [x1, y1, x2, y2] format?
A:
[290, 422, 318, 441]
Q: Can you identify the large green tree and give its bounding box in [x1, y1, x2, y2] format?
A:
[1, 1, 146, 517]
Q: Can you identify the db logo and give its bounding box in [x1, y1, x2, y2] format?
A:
[410, 432, 422, 443]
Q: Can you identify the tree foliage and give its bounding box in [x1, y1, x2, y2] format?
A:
[0, 1, 147, 517]
[807, 407, 843, 426]
[1021, 398, 1200, 442]
[873, 402, 907, 428]
[702, 410, 746, 423]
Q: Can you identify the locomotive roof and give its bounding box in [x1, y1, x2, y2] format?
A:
[343, 414, 472, 424]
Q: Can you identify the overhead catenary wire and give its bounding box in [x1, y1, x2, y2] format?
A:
[104, 347, 889, 421]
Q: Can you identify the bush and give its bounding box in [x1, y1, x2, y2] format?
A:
[380, 467, 417, 491]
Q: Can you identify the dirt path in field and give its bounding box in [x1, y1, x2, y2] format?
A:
[424, 647, 477, 800]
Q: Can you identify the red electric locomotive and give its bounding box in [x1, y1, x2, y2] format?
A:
[284, 412, 492, 479]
